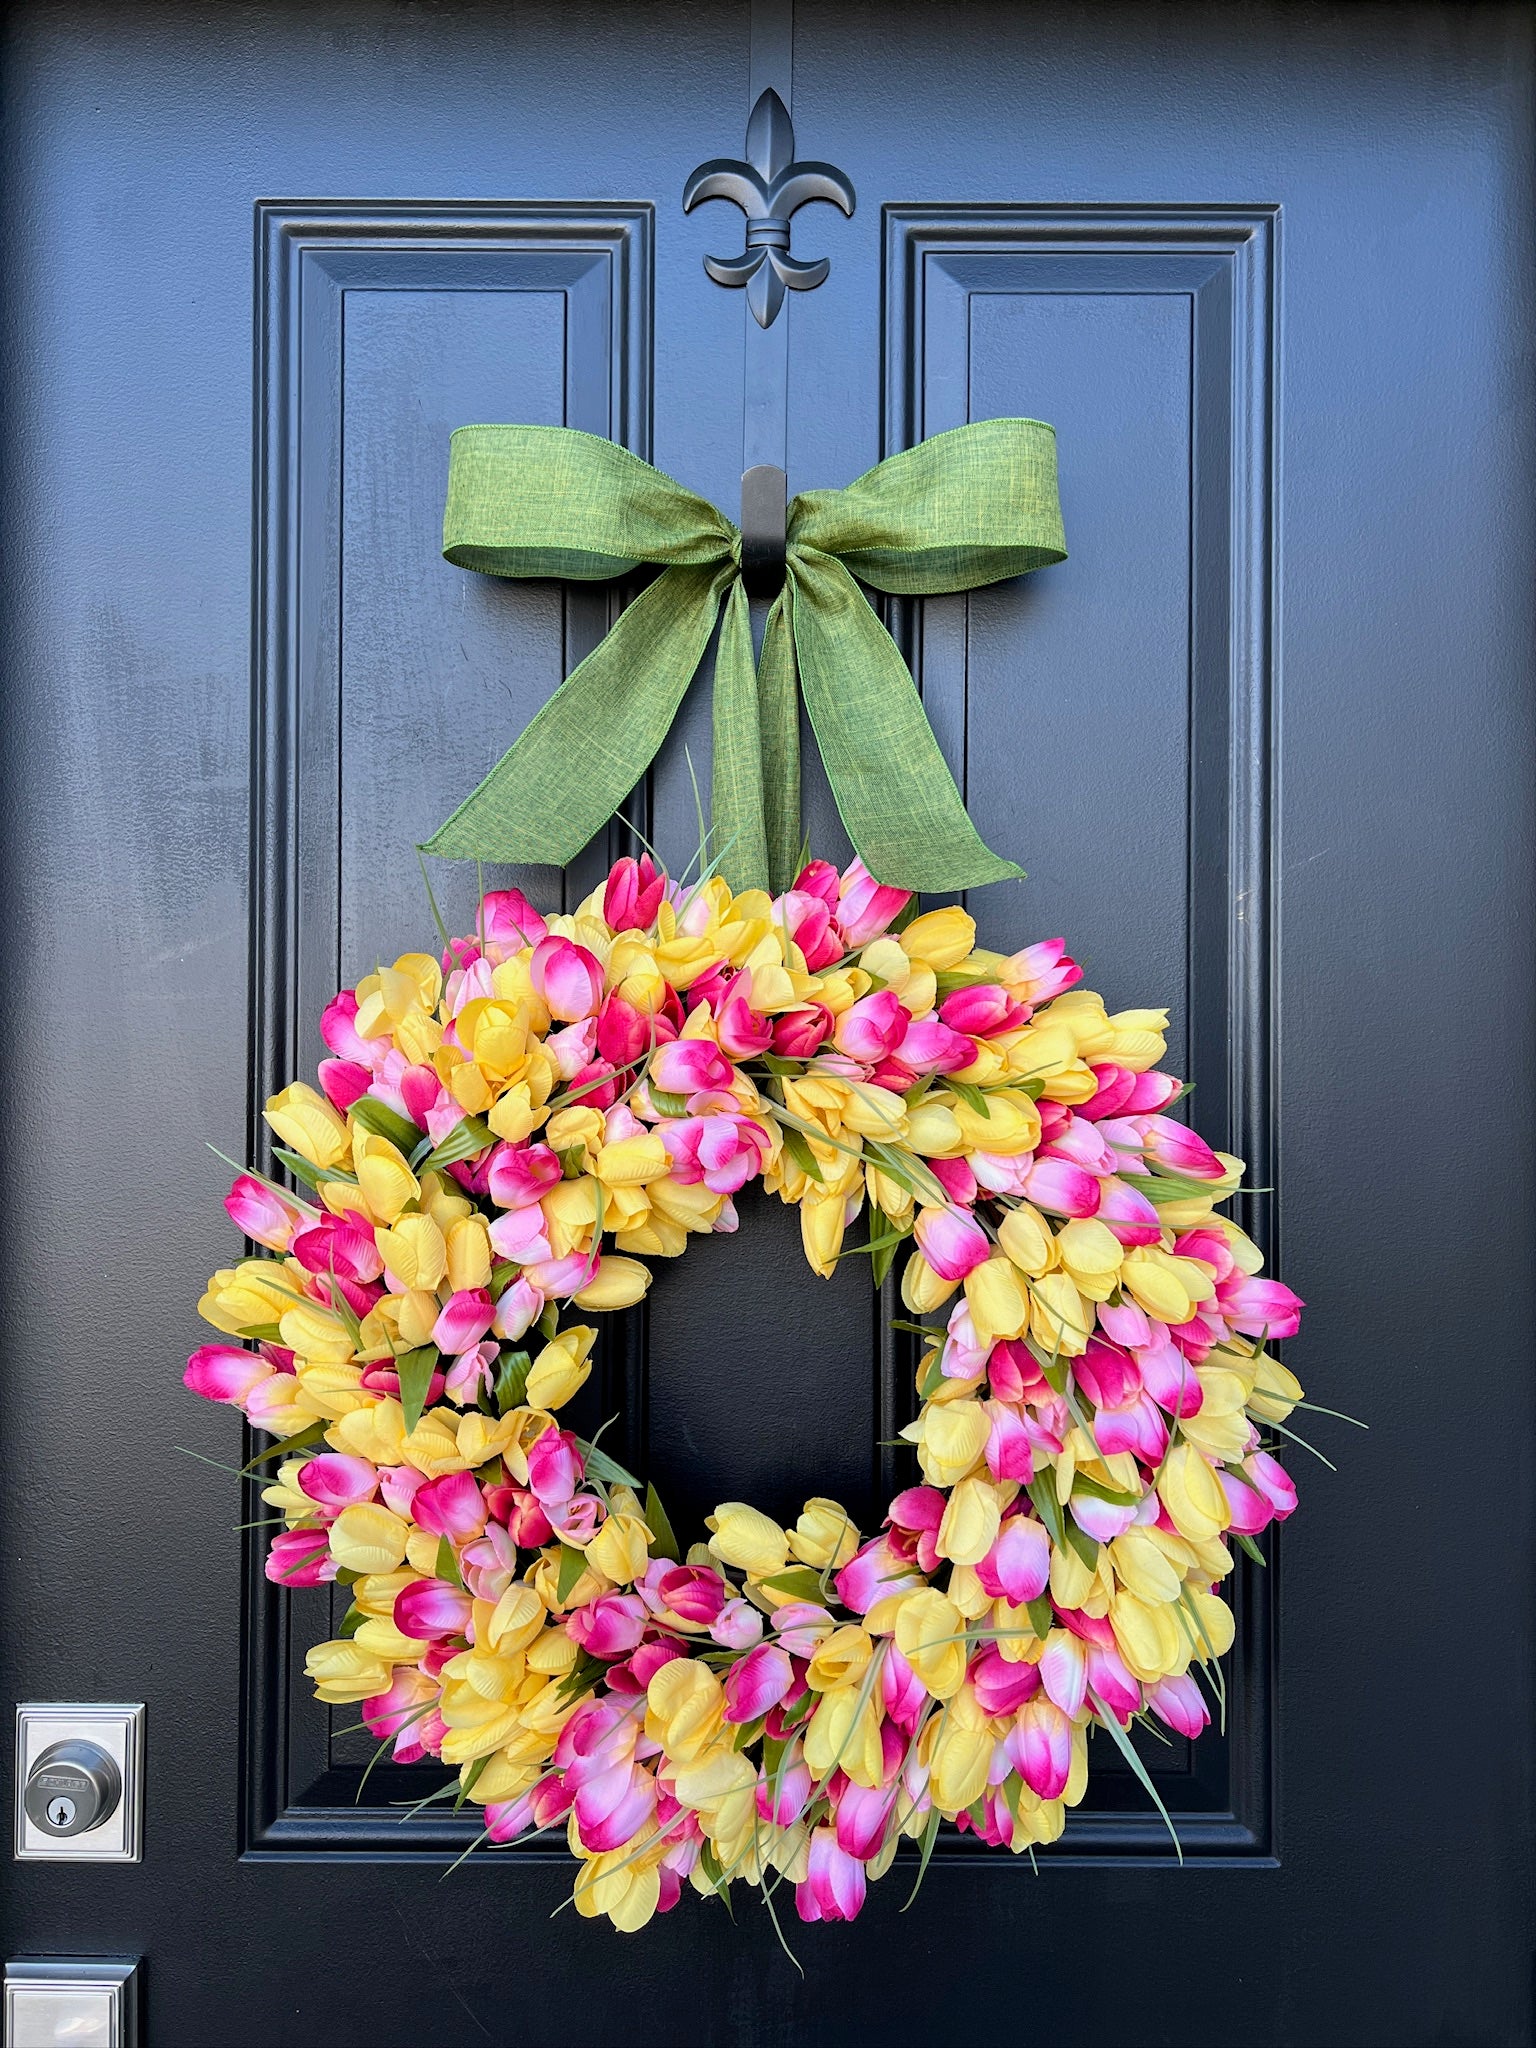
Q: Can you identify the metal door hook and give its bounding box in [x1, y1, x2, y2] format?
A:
[740, 463, 787, 598]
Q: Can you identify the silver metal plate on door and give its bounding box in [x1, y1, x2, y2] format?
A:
[3, 1961, 138, 2048]
[13, 1707, 143, 1863]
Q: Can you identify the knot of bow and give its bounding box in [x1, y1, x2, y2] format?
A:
[425, 417, 1066, 894]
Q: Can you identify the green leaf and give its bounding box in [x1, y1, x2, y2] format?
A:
[756, 1566, 824, 1601]
[1025, 1596, 1054, 1639]
[239, 1419, 327, 1471]
[1088, 1691, 1183, 1863]
[901, 1806, 942, 1911]
[1232, 1530, 1268, 1567]
[579, 1440, 643, 1489]
[1062, 1518, 1099, 1575]
[644, 1482, 680, 1561]
[395, 1347, 440, 1435]
[1118, 1167, 1224, 1205]
[236, 1322, 284, 1345]
[780, 1123, 825, 1184]
[453, 1756, 489, 1811]
[1071, 1472, 1141, 1507]
[337, 1602, 366, 1639]
[948, 1079, 991, 1119]
[555, 1542, 587, 1603]
[271, 1146, 347, 1192]
[346, 1094, 423, 1154]
[1026, 1474, 1065, 1547]
[648, 1087, 688, 1117]
[434, 1535, 464, 1589]
[493, 1349, 531, 1413]
[420, 1116, 494, 1175]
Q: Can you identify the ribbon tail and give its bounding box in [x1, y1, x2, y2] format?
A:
[423, 563, 731, 866]
[710, 582, 770, 895]
[789, 552, 1024, 894]
[757, 586, 802, 894]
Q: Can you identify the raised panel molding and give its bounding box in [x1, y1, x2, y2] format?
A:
[885, 206, 1280, 1862]
[245, 202, 652, 1857]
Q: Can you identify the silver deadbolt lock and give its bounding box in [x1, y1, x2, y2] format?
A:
[23, 1739, 122, 1839]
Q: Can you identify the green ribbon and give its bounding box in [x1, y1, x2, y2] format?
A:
[425, 418, 1065, 894]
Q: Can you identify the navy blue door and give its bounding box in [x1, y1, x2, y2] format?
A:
[2, 4, 1532, 2043]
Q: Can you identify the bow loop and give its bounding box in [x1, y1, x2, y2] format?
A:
[426, 418, 1065, 894]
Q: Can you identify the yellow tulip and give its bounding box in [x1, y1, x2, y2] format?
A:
[1160, 1444, 1231, 1544]
[486, 1583, 548, 1654]
[572, 1255, 652, 1311]
[965, 1253, 1030, 1346]
[806, 1626, 873, 1693]
[787, 1498, 861, 1569]
[1120, 1246, 1200, 1324]
[1109, 1528, 1184, 1605]
[455, 1411, 520, 1468]
[948, 1089, 1039, 1156]
[486, 1082, 543, 1144]
[927, 1687, 992, 1814]
[594, 1133, 670, 1186]
[351, 1132, 420, 1224]
[645, 1659, 725, 1765]
[264, 1082, 351, 1168]
[587, 1513, 652, 1586]
[445, 1214, 492, 1292]
[398, 1412, 469, 1478]
[900, 1249, 959, 1315]
[328, 1503, 410, 1574]
[573, 1850, 663, 1933]
[997, 1202, 1053, 1277]
[525, 1325, 597, 1410]
[803, 1683, 885, 1788]
[706, 1502, 789, 1576]
[352, 1616, 427, 1664]
[1109, 1588, 1184, 1682]
[799, 1191, 851, 1278]
[1185, 1586, 1236, 1660]
[905, 1398, 988, 1488]
[277, 1301, 354, 1365]
[899, 907, 977, 971]
[304, 1639, 391, 1703]
[326, 1397, 405, 1465]
[1179, 1368, 1251, 1460]
[894, 1588, 966, 1700]
[1028, 1270, 1092, 1357]
[1054, 1218, 1123, 1300]
[375, 1213, 447, 1291]
[1248, 1353, 1304, 1422]
[936, 1475, 1004, 1567]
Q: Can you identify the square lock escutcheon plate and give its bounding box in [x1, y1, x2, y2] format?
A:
[14, 1705, 143, 1862]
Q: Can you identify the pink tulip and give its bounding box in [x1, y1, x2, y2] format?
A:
[567, 1593, 648, 1660]
[986, 1339, 1045, 1404]
[1073, 1338, 1140, 1410]
[574, 1755, 658, 1854]
[1146, 1672, 1210, 1739]
[594, 994, 649, 1067]
[793, 858, 841, 909]
[650, 1037, 735, 1098]
[487, 1205, 554, 1265]
[318, 1058, 373, 1111]
[320, 989, 372, 1063]
[939, 984, 1028, 1036]
[834, 1780, 896, 1862]
[976, 1514, 1050, 1603]
[1094, 1394, 1168, 1464]
[411, 1470, 487, 1540]
[1135, 1335, 1205, 1417]
[225, 1174, 308, 1251]
[1243, 1450, 1298, 1518]
[545, 1018, 598, 1082]
[296, 1454, 378, 1512]
[983, 1401, 1037, 1484]
[710, 1600, 764, 1649]
[362, 1666, 439, 1760]
[1098, 1299, 1152, 1348]
[1218, 1470, 1273, 1534]
[480, 888, 547, 955]
[1008, 1696, 1073, 1800]
[489, 1484, 553, 1550]
[1024, 1154, 1103, 1218]
[771, 1003, 835, 1057]
[1141, 1115, 1227, 1181]
[485, 1772, 573, 1843]
[526, 1429, 583, 1507]
[835, 1535, 921, 1615]
[724, 1643, 795, 1723]
[393, 1578, 473, 1641]
[1005, 938, 1081, 1005]
[661, 1113, 770, 1195]
[184, 1344, 272, 1405]
[1218, 1275, 1304, 1340]
[657, 1564, 727, 1624]
[1085, 1642, 1142, 1723]
[882, 1644, 928, 1730]
[913, 1203, 991, 1283]
[1039, 1631, 1088, 1716]
[530, 936, 604, 1021]
[897, 1017, 975, 1075]
[603, 854, 665, 933]
[757, 1747, 813, 1826]
[523, 1247, 600, 1298]
[292, 1213, 384, 1286]
[710, 989, 769, 1061]
[487, 1141, 562, 1210]
[836, 859, 910, 948]
[378, 1466, 427, 1518]
[1095, 1176, 1163, 1246]
[1078, 1064, 1138, 1119]
[796, 1827, 867, 1923]
[833, 989, 907, 1064]
[265, 1529, 337, 1587]
[970, 1644, 1042, 1716]
[776, 889, 842, 971]
[431, 1289, 496, 1356]
[768, 1601, 834, 1660]
[1069, 1490, 1139, 1544]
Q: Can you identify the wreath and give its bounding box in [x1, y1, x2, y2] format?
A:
[185, 420, 1315, 1942]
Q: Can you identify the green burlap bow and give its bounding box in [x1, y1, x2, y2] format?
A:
[425, 417, 1065, 895]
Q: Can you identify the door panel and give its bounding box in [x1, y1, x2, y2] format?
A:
[3, 5, 1531, 2044]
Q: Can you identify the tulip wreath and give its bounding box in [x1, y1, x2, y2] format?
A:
[186, 419, 1318, 1940]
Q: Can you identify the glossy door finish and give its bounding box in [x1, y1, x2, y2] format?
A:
[2, 5, 1531, 2043]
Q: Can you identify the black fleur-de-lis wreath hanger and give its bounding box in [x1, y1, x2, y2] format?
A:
[683, 87, 856, 328]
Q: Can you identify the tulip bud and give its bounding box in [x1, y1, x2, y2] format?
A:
[706, 1502, 789, 1576]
